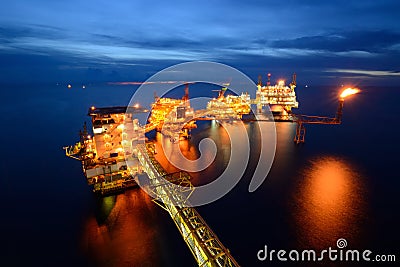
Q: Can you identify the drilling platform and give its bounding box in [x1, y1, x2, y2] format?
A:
[254, 73, 298, 116]
[64, 73, 359, 267]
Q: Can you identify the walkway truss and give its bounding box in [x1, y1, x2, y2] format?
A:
[136, 144, 240, 267]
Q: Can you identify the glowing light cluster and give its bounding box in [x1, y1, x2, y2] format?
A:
[340, 88, 360, 98]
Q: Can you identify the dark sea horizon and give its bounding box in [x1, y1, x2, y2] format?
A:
[0, 81, 399, 266]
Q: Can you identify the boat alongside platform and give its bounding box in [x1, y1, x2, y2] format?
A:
[64, 106, 145, 195]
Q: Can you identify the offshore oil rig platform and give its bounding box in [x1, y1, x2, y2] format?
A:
[64, 73, 359, 267]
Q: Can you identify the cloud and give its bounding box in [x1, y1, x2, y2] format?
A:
[1, 1, 400, 85]
[326, 69, 400, 77]
[2, 9, 400, 64]
[270, 30, 400, 53]
[0, 24, 65, 42]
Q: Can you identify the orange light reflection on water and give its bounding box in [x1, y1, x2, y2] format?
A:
[293, 156, 366, 248]
[153, 123, 231, 186]
[80, 190, 165, 267]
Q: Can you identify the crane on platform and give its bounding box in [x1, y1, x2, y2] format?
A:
[182, 83, 189, 101]
[210, 80, 231, 100]
[217, 84, 228, 100]
[292, 87, 360, 144]
[267, 73, 271, 86]
[290, 73, 297, 87]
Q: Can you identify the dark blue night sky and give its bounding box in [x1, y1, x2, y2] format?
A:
[1, 0, 400, 84]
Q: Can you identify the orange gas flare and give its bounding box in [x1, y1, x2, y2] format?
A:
[340, 88, 360, 99]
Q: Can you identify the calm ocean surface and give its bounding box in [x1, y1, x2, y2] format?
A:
[0, 83, 399, 266]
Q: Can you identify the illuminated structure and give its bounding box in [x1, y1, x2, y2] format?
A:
[64, 106, 147, 195]
[136, 144, 239, 267]
[147, 75, 300, 140]
[65, 78, 359, 192]
[146, 84, 197, 140]
[254, 73, 298, 115]
[65, 107, 241, 266]
[207, 84, 251, 119]
[64, 75, 359, 267]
